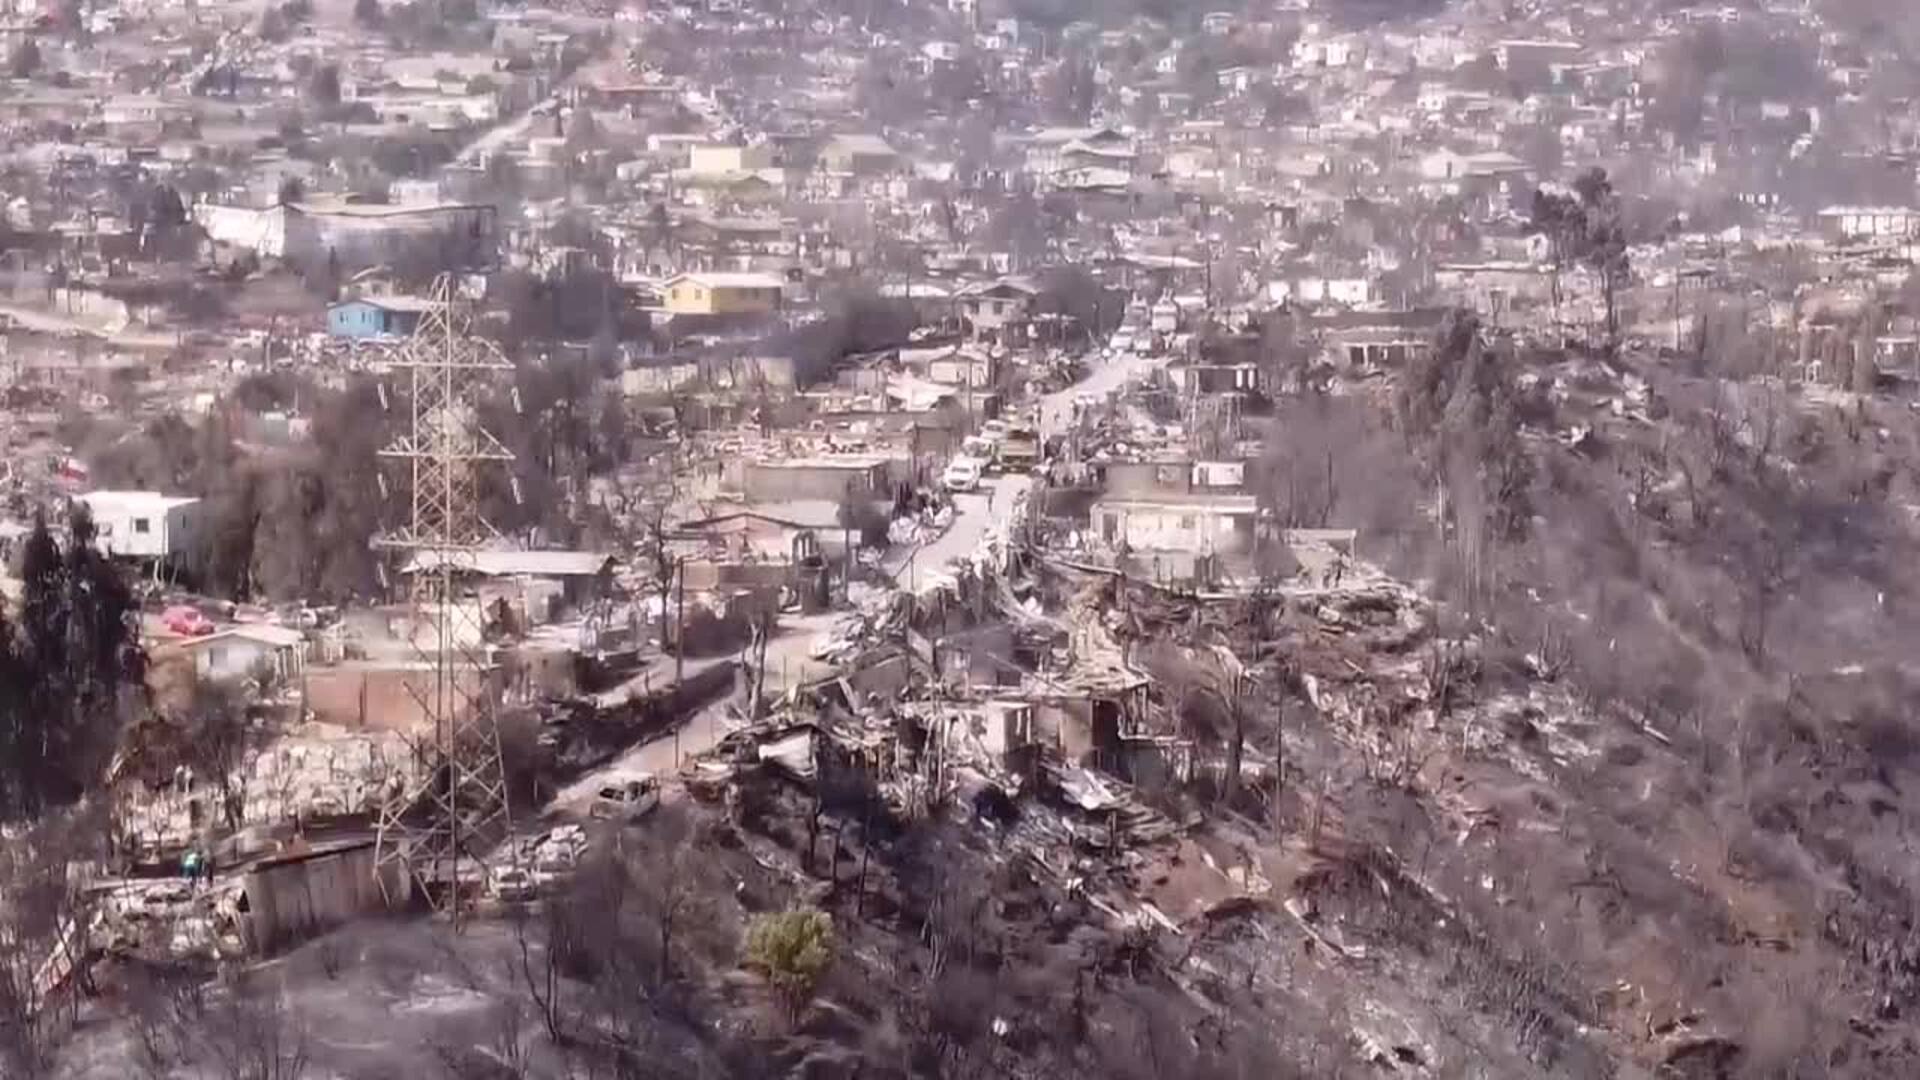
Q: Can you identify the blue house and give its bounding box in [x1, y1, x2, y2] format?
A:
[326, 297, 433, 340]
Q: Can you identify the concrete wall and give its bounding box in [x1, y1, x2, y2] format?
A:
[195, 204, 287, 258]
[1103, 461, 1195, 497]
[743, 461, 888, 502]
[681, 559, 798, 591]
[303, 663, 491, 734]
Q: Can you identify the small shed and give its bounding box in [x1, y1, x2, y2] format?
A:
[240, 839, 408, 954]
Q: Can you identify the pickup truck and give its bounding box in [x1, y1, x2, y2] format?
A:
[998, 426, 1040, 473]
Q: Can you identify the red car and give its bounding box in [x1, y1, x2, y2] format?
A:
[161, 606, 215, 637]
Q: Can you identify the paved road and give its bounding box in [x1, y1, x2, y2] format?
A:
[889, 474, 1030, 593]
[1038, 344, 1170, 439]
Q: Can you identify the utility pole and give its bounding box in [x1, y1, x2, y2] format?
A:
[1273, 695, 1284, 838]
[371, 275, 516, 924]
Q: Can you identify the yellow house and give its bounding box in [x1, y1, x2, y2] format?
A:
[660, 272, 786, 316]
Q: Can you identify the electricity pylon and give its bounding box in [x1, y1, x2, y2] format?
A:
[371, 273, 515, 920]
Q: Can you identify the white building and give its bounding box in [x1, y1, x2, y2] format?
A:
[1817, 206, 1920, 242]
[687, 142, 777, 176]
[193, 199, 496, 271]
[1268, 276, 1372, 306]
[75, 491, 203, 561]
[179, 624, 308, 685]
[1090, 494, 1259, 554]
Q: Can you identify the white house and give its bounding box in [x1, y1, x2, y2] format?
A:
[179, 624, 308, 685]
[956, 277, 1040, 334]
[75, 491, 202, 562]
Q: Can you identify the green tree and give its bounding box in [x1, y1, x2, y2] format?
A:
[353, 0, 381, 25]
[743, 908, 835, 1023]
[1, 509, 142, 820]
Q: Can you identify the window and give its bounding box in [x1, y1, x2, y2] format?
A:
[1179, 515, 1196, 531]
[133, 518, 151, 535]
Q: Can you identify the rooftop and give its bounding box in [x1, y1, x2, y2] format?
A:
[289, 198, 491, 219]
[76, 491, 200, 513]
[401, 550, 615, 578]
[670, 271, 788, 290]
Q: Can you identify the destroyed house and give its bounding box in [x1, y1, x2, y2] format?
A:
[1433, 262, 1556, 314]
[1091, 492, 1259, 555]
[401, 550, 616, 624]
[675, 508, 830, 563]
[1816, 206, 1920, 242]
[1100, 458, 1247, 498]
[902, 700, 1037, 770]
[1314, 308, 1448, 369]
[1167, 357, 1266, 397]
[1023, 667, 1151, 770]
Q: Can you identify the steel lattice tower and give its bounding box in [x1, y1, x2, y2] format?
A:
[371, 274, 516, 919]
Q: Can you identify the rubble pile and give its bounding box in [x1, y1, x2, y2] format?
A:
[116, 727, 418, 854]
[90, 877, 249, 962]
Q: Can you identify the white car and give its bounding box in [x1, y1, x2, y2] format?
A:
[489, 865, 537, 902]
[943, 457, 983, 492]
[590, 776, 661, 822]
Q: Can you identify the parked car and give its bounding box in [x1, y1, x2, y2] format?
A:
[489, 864, 537, 902]
[528, 825, 589, 889]
[161, 605, 216, 637]
[943, 456, 984, 492]
[590, 776, 661, 822]
[998, 427, 1039, 473]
